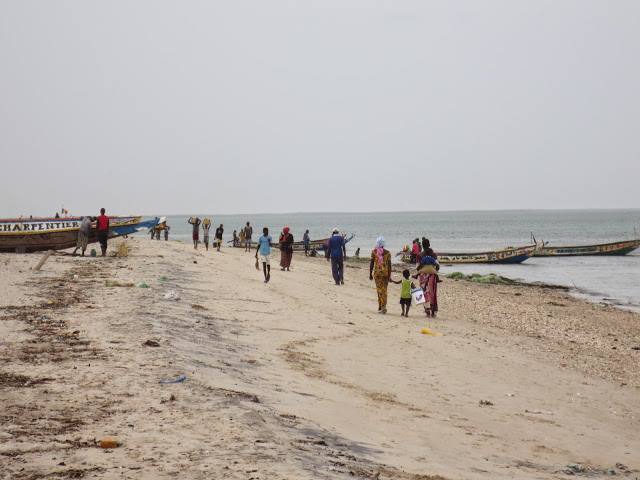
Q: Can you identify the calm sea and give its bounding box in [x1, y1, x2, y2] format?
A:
[140, 210, 640, 311]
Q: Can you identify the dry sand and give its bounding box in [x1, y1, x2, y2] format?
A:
[1, 238, 639, 479]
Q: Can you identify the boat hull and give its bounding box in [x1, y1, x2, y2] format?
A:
[229, 235, 354, 252]
[400, 245, 536, 265]
[534, 239, 640, 257]
[0, 216, 158, 253]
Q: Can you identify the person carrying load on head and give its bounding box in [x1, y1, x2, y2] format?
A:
[202, 218, 212, 251]
[188, 217, 201, 249]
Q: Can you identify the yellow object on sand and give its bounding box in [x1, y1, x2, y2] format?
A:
[420, 327, 442, 336]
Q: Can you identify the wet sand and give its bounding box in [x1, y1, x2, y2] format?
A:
[1, 238, 639, 479]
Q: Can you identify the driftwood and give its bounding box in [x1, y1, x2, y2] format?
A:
[33, 250, 54, 271]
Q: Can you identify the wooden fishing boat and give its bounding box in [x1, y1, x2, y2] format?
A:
[533, 239, 640, 257]
[229, 234, 355, 252]
[0, 216, 158, 253]
[291, 234, 354, 252]
[399, 245, 537, 265]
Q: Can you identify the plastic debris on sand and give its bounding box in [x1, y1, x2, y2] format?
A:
[420, 327, 442, 336]
[163, 290, 180, 301]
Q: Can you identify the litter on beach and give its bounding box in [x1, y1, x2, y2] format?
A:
[163, 290, 180, 301]
[420, 327, 442, 336]
[159, 374, 187, 384]
[105, 279, 134, 287]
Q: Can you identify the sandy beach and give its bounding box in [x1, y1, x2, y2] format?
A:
[1, 238, 639, 480]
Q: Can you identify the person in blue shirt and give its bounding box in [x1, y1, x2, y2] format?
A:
[255, 227, 273, 283]
[326, 228, 346, 285]
[303, 230, 311, 256]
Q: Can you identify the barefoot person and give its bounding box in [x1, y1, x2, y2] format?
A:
[96, 208, 110, 257]
[202, 218, 212, 251]
[415, 254, 439, 318]
[279, 226, 294, 271]
[391, 269, 415, 317]
[256, 227, 272, 283]
[303, 229, 310, 256]
[215, 224, 224, 252]
[369, 236, 392, 313]
[72, 216, 93, 256]
[189, 217, 201, 249]
[243, 222, 253, 252]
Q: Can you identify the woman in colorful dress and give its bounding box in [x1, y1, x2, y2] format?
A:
[279, 226, 294, 271]
[416, 255, 439, 317]
[369, 236, 392, 314]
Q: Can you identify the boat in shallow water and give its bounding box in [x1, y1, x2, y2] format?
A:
[229, 234, 355, 252]
[0, 216, 158, 253]
[399, 244, 537, 265]
[533, 239, 640, 257]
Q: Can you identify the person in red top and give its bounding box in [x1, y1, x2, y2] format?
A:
[96, 208, 110, 256]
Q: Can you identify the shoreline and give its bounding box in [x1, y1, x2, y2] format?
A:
[351, 255, 640, 314]
[1, 238, 639, 479]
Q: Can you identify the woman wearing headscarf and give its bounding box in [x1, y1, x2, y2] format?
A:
[279, 226, 294, 271]
[415, 249, 439, 318]
[369, 236, 392, 314]
[417, 238, 437, 264]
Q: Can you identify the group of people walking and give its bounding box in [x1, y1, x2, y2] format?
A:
[173, 219, 439, 317]
[368, 236, 439, 317]
[188, 217, 223, 252]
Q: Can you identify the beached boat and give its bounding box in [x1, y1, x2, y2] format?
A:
[533, 239, 640, 257]
[229, 234, 355, 252]
[399, 245, 537, 265]
[0, 216, 159, 253]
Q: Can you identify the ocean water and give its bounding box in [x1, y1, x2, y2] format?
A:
[140, 210, 640, 311]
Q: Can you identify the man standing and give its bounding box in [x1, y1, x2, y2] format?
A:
[327, 228, 346, 285]
[215, 224, 224, 252]
[189, 217, 201, 249]
[303, 229, 311, 256]
[72, 216, 92, 256]
[96, 208, 109, 257]
[164, 225, 170, 241]
[243, 221, 253, 252]
[255, 227, 272, 283]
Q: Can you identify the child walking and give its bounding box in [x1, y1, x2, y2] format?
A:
[392, 269, 415, 317]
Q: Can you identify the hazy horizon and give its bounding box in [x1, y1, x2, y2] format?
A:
[7, 207, 640, 220]
[156, 207, 640, 217]
[1, 1, 638, 217]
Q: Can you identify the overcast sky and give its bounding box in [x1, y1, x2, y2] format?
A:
[1, 1, 638, 216]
